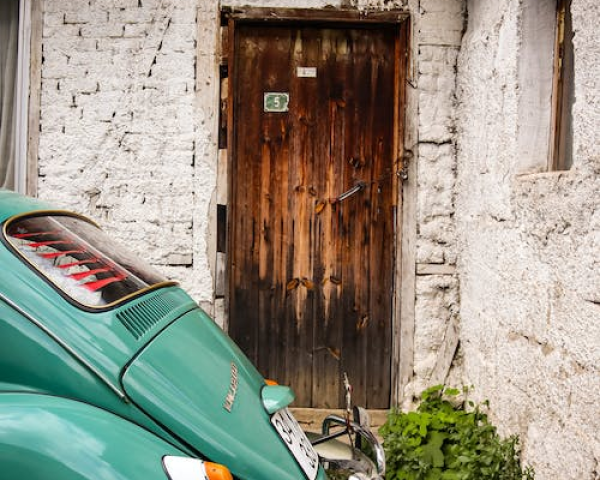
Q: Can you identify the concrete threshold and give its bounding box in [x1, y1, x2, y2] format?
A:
[290, 408, 389, 442]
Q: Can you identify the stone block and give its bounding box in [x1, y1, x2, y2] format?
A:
[108, 8, 161, 24]
[43, 36, 99, 52]
[413, 274, 459, 378]
[416, 239, 446, 264]
[123, 23, 151, 37]
[80, 23, 125, 38]
[97, 37, 146, 53]
[418, 45, 459, 74]
[171, 7, 203, 25]
[419, 10, 465, 46]
[68, 50, 114, 67]
[418, 65, 457, 143]
[42, 24, 83, 38]
[58, 77, 100, 94]
[418, 71, 456, 93]
[420, 0, 464, 15]
[43, 12, 66, 27]
[44, 0, 91, 13]
[64, 10, 109, 25]
[41, 63, 85, 82]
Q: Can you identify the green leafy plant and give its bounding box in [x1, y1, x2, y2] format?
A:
[379, 385, 535, 480]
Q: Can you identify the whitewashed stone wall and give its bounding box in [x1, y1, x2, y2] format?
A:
[409, 0, 465, 398]
[38, 0, 216, 304]
[456, 0, 599, 478]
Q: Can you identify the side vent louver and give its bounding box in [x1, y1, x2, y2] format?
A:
[117, 291, 182, 340]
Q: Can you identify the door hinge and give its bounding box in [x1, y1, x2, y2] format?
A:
[398, 151, 412, 182]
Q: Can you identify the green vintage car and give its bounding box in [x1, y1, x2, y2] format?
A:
[0, 189, 384, 480]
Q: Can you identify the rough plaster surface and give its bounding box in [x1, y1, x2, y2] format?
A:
[412, 273, 459, 394]
[456, 0, 600, 478]
[405, 0, 465, 401]
[38, 0, 216, 303]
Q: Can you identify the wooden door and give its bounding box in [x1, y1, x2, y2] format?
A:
[228, 22, 404, 409]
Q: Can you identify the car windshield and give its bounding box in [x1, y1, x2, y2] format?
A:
[4, 214, 169, 308]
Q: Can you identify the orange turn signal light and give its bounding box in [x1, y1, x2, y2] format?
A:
[205, 462, 233, 480]
[265, 379, 279, 386]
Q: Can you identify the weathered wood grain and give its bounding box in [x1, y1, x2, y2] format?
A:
[229, 23, 405, 408]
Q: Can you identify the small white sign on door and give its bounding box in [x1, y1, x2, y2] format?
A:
[297, 67, 317, 78]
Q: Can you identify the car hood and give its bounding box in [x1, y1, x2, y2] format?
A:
[122, 308, 321, 480]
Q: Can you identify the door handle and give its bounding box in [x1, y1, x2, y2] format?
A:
[330, 181, 366, 204]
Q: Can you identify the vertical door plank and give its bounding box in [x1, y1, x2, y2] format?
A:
[338, 27, 362, 407]
[270, 87, 292, 386]
[256, 30, 291, 383]
[230, 29, 259, 363]
[257, 115, 273, 378]
[365, 29, 396, 408]
[286, 26, 315, 404]
[311, 28, 346, 408]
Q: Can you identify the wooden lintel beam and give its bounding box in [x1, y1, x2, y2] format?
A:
[221, 7, 409, 26]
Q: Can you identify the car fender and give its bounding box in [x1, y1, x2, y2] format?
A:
[0, 393, 191, 480]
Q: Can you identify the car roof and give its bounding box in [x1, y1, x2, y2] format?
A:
[0, 189, 56, 224]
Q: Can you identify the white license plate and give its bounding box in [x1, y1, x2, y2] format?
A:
[271, 408, 319, 480]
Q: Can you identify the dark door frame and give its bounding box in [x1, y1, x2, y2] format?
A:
[221, 7, 411, 407]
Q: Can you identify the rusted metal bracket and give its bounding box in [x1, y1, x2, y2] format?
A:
[398, 150, 412, 182]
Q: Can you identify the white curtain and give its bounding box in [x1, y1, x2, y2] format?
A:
[0, 0, 19, 190]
